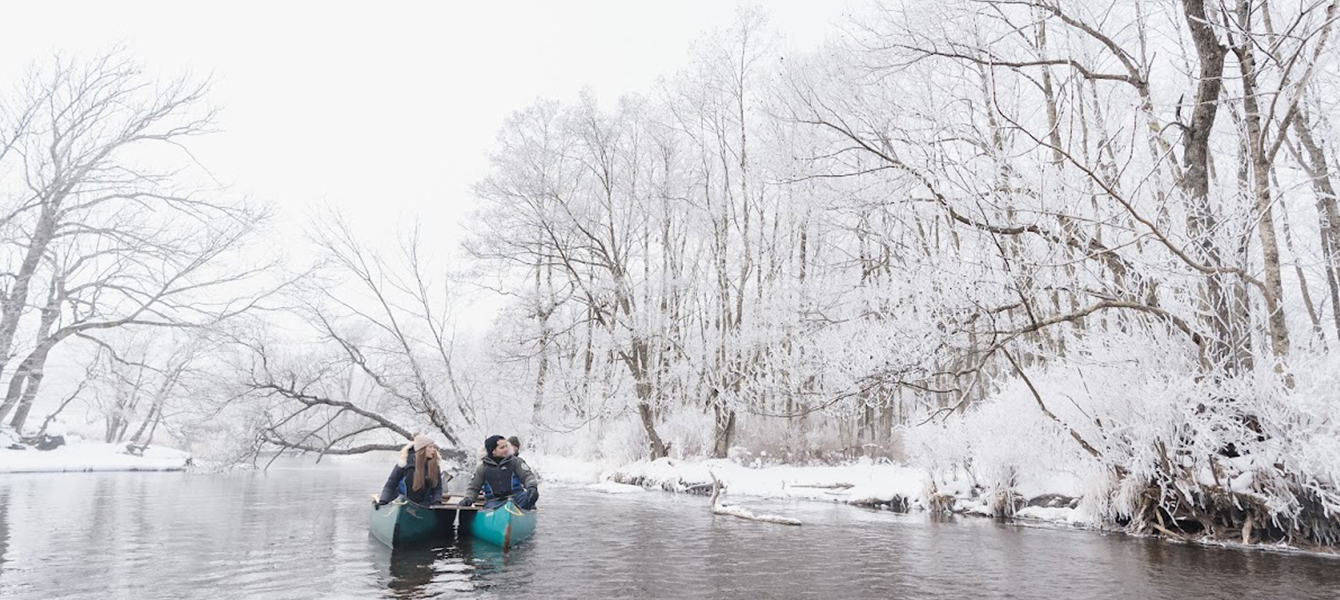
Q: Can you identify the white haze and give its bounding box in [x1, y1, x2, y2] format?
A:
[0, 0, 851, 309]
[0, 0, 852, 414]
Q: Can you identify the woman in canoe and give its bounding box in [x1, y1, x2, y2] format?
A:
[376, 433, 444, 506]
[458, 435, 539, 509]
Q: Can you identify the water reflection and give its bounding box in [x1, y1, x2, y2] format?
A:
[0, 486, 9, 570]
[460, 537, 510, 573]
[368, 532, 520, 598]
[370, 542, 461, 598]
[1, 466, 1338, 600]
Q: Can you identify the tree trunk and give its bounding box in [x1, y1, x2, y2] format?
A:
[624, 338, 667, 459]
[6, 365, 46, 433]
[0, 204, 57, 384]
[127, 402, 159, 445]
[712, 400, 737, 459]
[1234, 0, 1292, 358]
[144, 409, 164, 446]
[1289, 110, 1340, 341]
[2, 280, 63, 431]
[1036, 11, 1082, 331]
[1275, 167, 1326, 346]
[1181, 0, 1239, 372]
[533, 300, 550, 426]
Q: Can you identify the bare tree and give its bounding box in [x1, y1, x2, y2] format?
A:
[237, 214, 476, 459]
[0, 51, 271, 432]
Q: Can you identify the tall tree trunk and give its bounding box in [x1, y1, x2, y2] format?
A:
[1289, 110, 1340, 341]
[624, 337, 668, 459]
[533, 257, 552, 424]
[1181, 0, 1239, 372]
[579, 306, 595, 418]
[144, 409, 164, 446]
[1234, 0, 1292, 359]
[127, 402, 159, 445]
[712, 401, 737, 459]
[6, 359, 47, 432]
[1036, 10, 1081, 332]
[1, 278, 62, 430]
[1274, 167, 1326, 346]
[0, 204, 57, 385]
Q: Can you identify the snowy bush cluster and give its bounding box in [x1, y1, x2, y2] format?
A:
[912, 329, 1340, 543]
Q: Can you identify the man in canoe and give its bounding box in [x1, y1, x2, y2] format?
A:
[375, 433, 445, 507]
[458, 435, 539, 510]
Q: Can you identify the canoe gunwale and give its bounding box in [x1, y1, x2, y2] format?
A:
[467, 499, 538, 550]
[369, 496, 473, 548]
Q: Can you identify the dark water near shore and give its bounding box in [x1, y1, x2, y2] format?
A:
[1, 460, 1338, 599]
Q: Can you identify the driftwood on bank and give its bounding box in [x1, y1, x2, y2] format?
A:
[787, 482, 854, 490]
[709, 471, 802, 526]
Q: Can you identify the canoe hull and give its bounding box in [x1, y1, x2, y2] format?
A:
[465, 500, 537, 549]
[368, 501, 455, 548]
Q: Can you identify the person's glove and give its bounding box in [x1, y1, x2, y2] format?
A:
[458, 496, 475, 507]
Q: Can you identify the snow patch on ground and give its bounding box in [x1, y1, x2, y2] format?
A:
[523, 453, 616, 484]
[540, 454, 932, 510]
[959, 499, 996, 517]
[0, 438, 191, 473]
[1014, 505, 1091, 525]
[585, 481, 647, 494]
[1015, 472, 1084, 501]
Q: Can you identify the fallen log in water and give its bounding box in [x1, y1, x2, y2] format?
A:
[709, 471, 802, 526]
[712, 503, 803, 526]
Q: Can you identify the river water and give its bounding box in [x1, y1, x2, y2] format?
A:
[1, 460, 1338, 599]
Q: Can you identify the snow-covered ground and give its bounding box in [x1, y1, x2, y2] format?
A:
[0, 427, 1086, 526]
[523, 453, 1094, 527]
[0, 429, 192, 474]
[531, 454, 923, 500]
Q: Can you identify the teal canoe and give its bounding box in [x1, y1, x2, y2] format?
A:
[368, 497, 467, 548]
[464, 499, 537, 550]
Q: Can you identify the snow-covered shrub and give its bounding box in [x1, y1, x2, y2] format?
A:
[911, 325, 1340, 544]
[596, 416, 651, 465]
[657, 408, 716, 459]
[730, 414, 852, 465]
[908, 372, 1094, 516]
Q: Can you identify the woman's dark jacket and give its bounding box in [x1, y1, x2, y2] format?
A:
[378, 446, 444, 505]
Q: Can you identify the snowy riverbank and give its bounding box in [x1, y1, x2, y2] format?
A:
[0, 429, 192, 474]
[523, 454, 1088, 527]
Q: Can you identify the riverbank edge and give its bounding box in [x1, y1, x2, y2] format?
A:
[524, 454, 1340, 558]
[0, 430, 192, 473]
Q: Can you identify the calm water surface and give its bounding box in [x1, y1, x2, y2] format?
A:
[1, 460, 1338, 599]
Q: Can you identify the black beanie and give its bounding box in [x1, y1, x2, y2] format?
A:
[485, 435, 505, 454]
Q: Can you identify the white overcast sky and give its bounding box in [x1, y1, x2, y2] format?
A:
[0, 1, 853, 260]
[1, 2, 857, 417]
